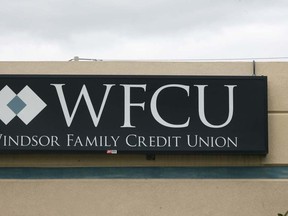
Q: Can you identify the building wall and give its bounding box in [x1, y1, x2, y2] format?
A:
[0, 61, 287, 215]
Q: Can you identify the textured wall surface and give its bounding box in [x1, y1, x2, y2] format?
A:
[0, 62, 287, 216]
[0, 180, 287, 216]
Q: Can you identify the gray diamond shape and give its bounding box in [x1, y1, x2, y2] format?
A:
[7, 96, 27, 114]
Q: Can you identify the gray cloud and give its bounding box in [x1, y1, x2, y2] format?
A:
[1, 0, 287, 39]
[1, 0, 288, 60]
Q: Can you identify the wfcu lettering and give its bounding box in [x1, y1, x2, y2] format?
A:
[51, 84, 236, 128]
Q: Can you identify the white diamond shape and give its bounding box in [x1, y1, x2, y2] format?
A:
[17, 86, 46, 125]
[0, 86, 17, 124]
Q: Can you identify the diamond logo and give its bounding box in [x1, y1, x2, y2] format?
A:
[0, 85, 47, 125]
[7, 96, 27, 114]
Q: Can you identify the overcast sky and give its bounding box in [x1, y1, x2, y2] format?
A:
[1, 0, 288, 61]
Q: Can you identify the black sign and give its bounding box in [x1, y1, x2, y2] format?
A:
[0, 75, 268, 154]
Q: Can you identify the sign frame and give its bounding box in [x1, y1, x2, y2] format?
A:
[0, 75, 268, 154]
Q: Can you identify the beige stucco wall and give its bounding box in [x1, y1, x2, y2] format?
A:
[0, 179, 287, 216]
[0, 61, 287, 216]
